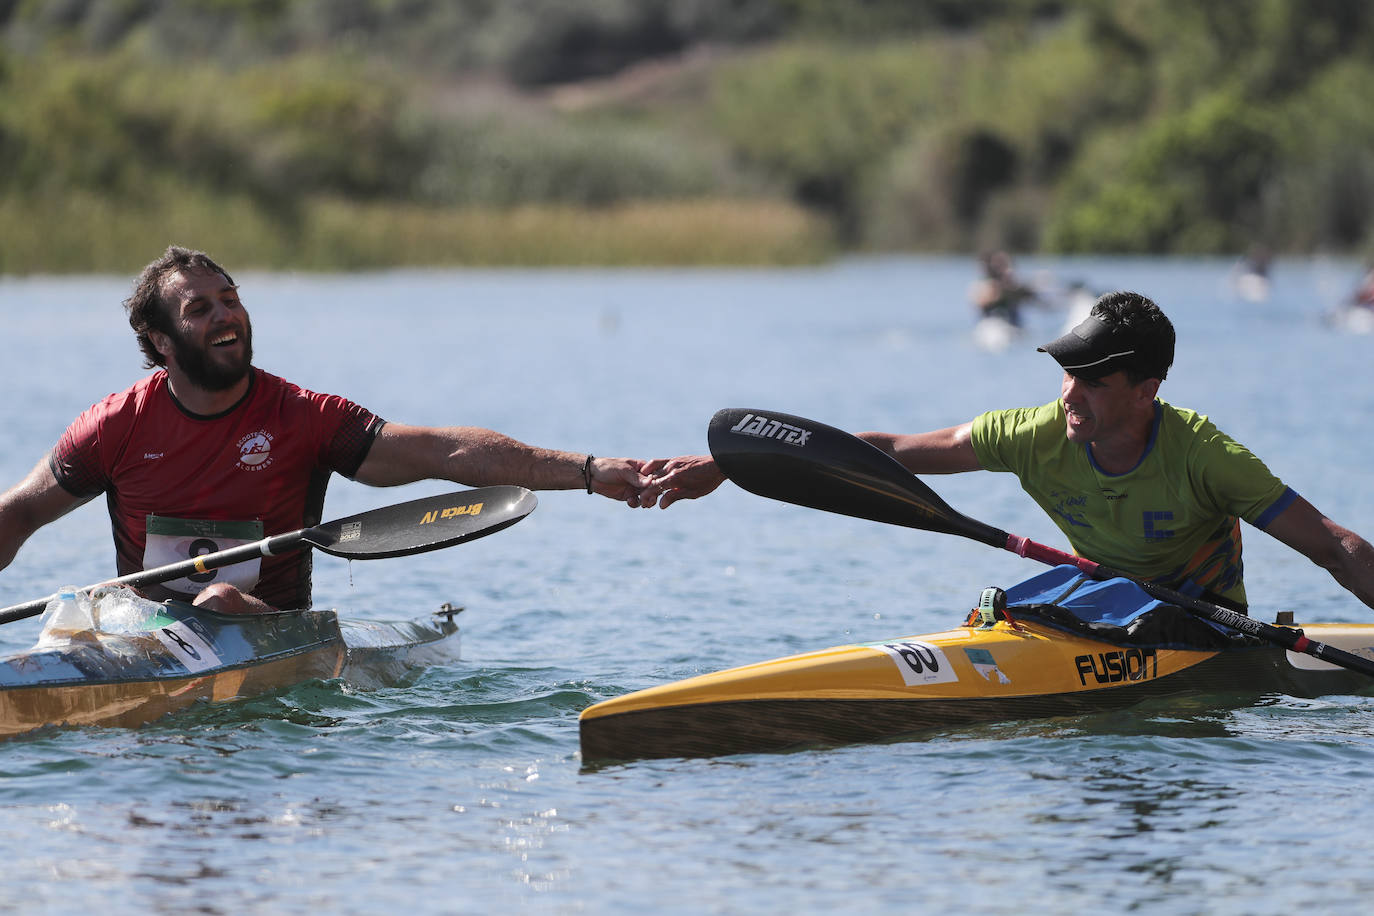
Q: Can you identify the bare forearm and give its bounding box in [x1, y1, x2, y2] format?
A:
[0, 459, 88, 572]
[1327, 526, 1374, 611]
[0, 520, 28, 572]
[0, 498, 33, 572]
[354, 424, 648, 503]
[357, 425, 589, 489]
[858, 423, 981, 474]
[1266, 498, 1374, 612]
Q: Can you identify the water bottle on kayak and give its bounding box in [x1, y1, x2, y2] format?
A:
[36, 586, 95, 646]
[87, 584, 162, 633]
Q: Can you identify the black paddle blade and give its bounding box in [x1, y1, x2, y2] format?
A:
[708, 408, 1008, 549]
[304, 486, 537, 560]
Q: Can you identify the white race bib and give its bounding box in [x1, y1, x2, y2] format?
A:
[144, 515, 265, 597]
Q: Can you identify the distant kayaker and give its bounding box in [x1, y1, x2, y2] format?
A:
[640, 291, 1374, 614]
[969, 250, 1038, 328]
[0, 246, 655, 615]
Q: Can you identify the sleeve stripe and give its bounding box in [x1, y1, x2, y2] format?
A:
[1253, 486, 1298, 530]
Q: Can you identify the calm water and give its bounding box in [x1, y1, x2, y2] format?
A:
[1, 257, 1372, 914]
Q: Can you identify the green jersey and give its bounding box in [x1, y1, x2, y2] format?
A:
[969, 399, 1295, 607]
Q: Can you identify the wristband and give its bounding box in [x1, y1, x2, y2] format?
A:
[582, 454, 595, 494]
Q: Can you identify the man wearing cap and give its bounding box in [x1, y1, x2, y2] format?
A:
[638, 291, 1374, 614]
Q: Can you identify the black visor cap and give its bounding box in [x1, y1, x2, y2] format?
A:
[1037, 315, 1138, 381]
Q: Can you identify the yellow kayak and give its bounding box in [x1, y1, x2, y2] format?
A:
[580, 608, 1374, 763]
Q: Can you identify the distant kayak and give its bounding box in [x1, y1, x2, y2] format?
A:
[1326, 305, 1374, 335]
[972, 314, 1021, 352]
[1233, 271, 1270, 303]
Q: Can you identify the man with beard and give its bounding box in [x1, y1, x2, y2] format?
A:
[0, 246, 652, 614]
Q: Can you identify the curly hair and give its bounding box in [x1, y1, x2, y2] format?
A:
[124, 246, 235, 369]
[1089, 291, 1176, 383]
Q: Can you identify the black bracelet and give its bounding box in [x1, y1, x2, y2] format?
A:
[582, 454, 595, 494]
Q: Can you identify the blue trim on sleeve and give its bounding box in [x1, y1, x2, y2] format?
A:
[1254, 487, 1298, 530]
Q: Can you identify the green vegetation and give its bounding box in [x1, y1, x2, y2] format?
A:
[2, 0, 1373, 272]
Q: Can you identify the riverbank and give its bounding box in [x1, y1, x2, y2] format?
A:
[0, 194, 830, 275]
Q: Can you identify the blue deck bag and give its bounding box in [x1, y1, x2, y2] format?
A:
[1000, 565, 1248, 650]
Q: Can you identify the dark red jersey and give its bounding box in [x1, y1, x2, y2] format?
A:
[50, 368, 382, 609]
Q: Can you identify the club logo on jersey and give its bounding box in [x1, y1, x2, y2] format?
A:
[1048, 490, 1092, 528]
[1143, 510, 1174, 540]
[236, 430, 274, 471]
[729, 413, 812, 446]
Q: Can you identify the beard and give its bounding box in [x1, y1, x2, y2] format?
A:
[168, 316, 254, 392]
